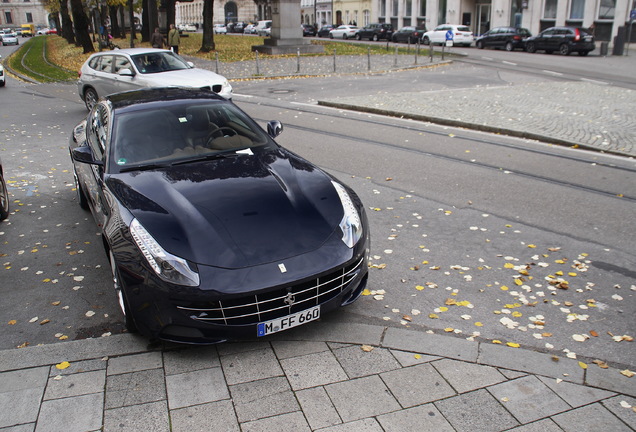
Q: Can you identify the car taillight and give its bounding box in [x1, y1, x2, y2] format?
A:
[574, 28, 580, 41]
[513, 35, 521, 40]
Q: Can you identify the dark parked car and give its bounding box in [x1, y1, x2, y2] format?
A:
[0, 156, 8, 221]
[391, 26, 427, 44]
[302, 24, 316, 36]
[69, 87, 369, 344]
[475, 26, 531, 51]
[317, 24, 335, 37]
[356, 23, 393, 41]
[524, 26, 595, 56]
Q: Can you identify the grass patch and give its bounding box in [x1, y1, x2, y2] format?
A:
[7, 36, 76, 82]
[9, 34, 438, 83]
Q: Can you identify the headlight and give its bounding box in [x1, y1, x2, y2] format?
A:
[332, 181, 363, 248]
[130, 218, 200, 286]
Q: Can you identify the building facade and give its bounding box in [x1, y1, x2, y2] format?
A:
[0, 0, 50, 29]
[178, 0, 635, 42]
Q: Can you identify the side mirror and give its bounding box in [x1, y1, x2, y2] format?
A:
[187, 61, 195, 67]
[267, 120, 283, 138]
[72, 146, 103, 166]
[118, 68, 134, 77]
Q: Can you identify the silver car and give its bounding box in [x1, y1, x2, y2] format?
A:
[77, 48, 232, 110]
[1, 33, 19, 46]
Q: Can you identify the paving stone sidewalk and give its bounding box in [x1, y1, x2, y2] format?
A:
[1, 322, 634, 431]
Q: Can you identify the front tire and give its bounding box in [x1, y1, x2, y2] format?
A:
[72, 167, 89, 210]
[476, 40, 484, 49]
[83, 87, 98, 111]
[372, 34, 379, 41]
[109, 250, 138, 333]
[329, 33, 334, 39]
[343, 34, 347, 40]
[505, 41, 514, 51]
[422, 36, 430, 45]
[525, 42, 536, 53]
[0, 172, 9, 220]
[356, 33, 361, 40]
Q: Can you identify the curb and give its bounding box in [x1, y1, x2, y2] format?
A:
[1, 322, 633, 398]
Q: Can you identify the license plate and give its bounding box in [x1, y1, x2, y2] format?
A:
[257, 306, 320, 337]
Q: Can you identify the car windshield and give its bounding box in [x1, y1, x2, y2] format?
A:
[130, 52, 190, 74]
[110, 100, 275, 172]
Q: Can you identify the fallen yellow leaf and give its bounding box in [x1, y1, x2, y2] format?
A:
[56, 361, 71, 370]
[492, 340, 502, 344]
[506, 342, 520, 348]
[361, 345, 374, 352]
[620, 369, 635, 378]
[8, 320, 17, 325]
[361, 289, 371, 296]
[578, 361, 588, 369]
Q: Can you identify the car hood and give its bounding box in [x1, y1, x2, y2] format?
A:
[107, 149, 345, 268]
[141, 68, 226, 87]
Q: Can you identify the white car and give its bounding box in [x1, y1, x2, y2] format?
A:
[0, 55, 5, 87]
[213, 24, 227, 34]
[243, 24, 256, 34]
[1, 33, 19, 46]
[255, 20, 272, 37]
[422, 24, 474, 47]
[76, 48, 232, 110]
[183, 24, 197, 32]
[329, 25, 359, 40]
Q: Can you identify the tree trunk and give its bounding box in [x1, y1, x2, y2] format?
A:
[70, 0, 94, 53]
[128, 0, 136, 47]
[119, 6, 126, 39]
[109, 5, 121, 38]
[200, 0, 215, 52]
[60, 0, 75, 45]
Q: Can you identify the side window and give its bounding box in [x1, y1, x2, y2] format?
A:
[99, 55, 113, 73]
[88, 56, 100, 71]
[113, 56, 132, 73]
[87, 104, 109, 159]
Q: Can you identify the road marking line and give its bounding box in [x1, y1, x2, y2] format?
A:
[502, 61, 517, 66]
[580, 78, 609, 86]
[232, 93, 254, 98]
[482, 57, 494, 60]
[542, 70, 563, 76]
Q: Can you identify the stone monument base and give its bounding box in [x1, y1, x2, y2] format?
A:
[252, 39, 325, 55]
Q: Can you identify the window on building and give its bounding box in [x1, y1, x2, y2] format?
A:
[569, 0, 585, 19]
[363, 9, 370, 25]
[420, 0, 426, 16]
[437, 0, 447, 24]
[4, 12, 12, 23]
[26, 12, 33, 22]
[598, 0, 615, 18]
[544, 0, 557, 18]
[381, 0, 386, 16]
[405, 0, 412, 16]
[392, 0, 399, 16]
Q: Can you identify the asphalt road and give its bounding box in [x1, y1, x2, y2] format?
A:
[0, 55, 634, 370]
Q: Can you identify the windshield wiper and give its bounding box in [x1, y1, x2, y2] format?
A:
[170, 149, 250, 166]
[118, 161, 174, 173]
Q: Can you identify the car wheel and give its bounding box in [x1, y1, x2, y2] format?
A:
[72, 166, 89, 210]
[505, 41, 514, 51]
[372, 34, 379, 41]
[525, 42, 536, 53]
[83, 87, 98, 111]
[0, 171, 9, 221]
[343, 34, 347, 40]
[422, 36, 430, 45]
[476, 40, 484, 49]
[578, 50, 589, 56]
[355, 33, 361, 40]
[559, 44, 571, 55]
[329, 33, 333, 39]
[109, 250, 138, 333]
[0, 80, 5, 87]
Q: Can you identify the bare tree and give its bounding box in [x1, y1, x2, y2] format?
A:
[70, 0, 94, 53]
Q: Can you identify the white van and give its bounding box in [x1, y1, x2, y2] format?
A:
[255, 20, 272, 37]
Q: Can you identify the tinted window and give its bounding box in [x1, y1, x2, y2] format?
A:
[87, 104, 109, 159]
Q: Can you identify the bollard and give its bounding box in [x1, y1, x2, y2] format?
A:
[333, 48, 337, 72]
[429, 44, 434, 62]
[296, 49, 300, 73]
[394, 44, 398, 66]
[414, 42, 418, 65]
[441, 44, 445, 61]
[215, 52, 219, 74]
[255, 50, 260, 75]
[368, 47, 371, 71]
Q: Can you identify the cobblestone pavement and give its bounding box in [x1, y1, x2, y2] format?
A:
[1, 322, 635, 431]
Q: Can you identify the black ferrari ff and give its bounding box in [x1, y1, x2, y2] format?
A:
[69, 88, 369, 344]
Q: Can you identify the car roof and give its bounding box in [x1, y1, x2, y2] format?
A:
[105, 87, 227, 112]
[89, 48, 171, 58]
